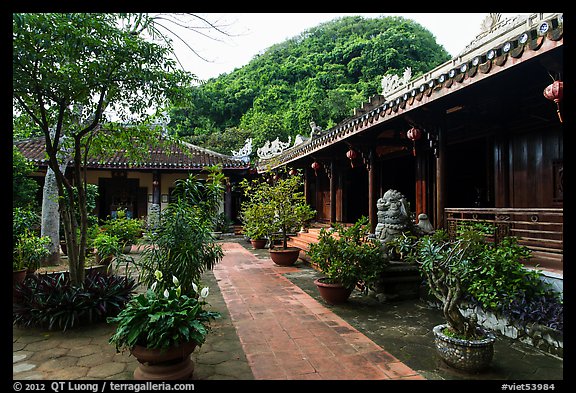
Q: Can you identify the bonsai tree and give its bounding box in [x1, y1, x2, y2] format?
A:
[308, 217, 387, 290]
[239, 168, 315, 250]
[410, 230, 485, 339]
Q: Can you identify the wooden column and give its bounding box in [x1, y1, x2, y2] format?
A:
[329, 160, 337, 224]
[435, 128, 446, 229]
[415, 153, 427, 218]
[224, 180, 232, 220]
[367, 149, 377, 233]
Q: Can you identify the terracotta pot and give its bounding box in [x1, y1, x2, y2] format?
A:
[13, 268, 27, 299]
[269, 247, 301, 266]
[314, 278, 353, 305]
[433, 324, 496, 372]
[131, 341, 197, 380]
[95, 254, 114, 265]
[250, 239, 267, 249]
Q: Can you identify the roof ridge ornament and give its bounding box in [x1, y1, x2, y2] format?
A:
[381, 67, 412, 101]
[257, 136, 292, 160]
[231, 138, 253, 163]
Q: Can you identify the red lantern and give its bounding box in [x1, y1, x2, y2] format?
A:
[406, 127, 422, 157]
[346, 148, 358, 168]
[311, 161, 321, 176]
[289, 168, 297, 176]
[543, 80, 563, 123]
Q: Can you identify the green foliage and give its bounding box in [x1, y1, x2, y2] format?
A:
[462, 236, 547, 311]
[92, 232, 123, 259]
[308, 217, 386, 289]
[107, 271, 220, 351]
[13, 270, 137, 331]
[13, 13, 194, 284]
[171, 165, 225, 230]
[168, 15, 450, 155]
[101, 212, 144, 247]
[239, 168, 316, 249]
[137, 199, 223, 296]
[13, 146, 40, 209]
[13, 229, 52, 271]
[13, 207, 40, 246]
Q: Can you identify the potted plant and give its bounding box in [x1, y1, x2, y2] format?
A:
[92, 232, 123, 266]
[307, 217, 386, 304]
[239, 168, 316, 264]
[13, 229, 52, 275]
[101, 210, 144, 253]
[410, 229, 497, 372]
[108, 270, 220, 380]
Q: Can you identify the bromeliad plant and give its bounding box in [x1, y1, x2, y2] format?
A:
[108, 270, 220, 352]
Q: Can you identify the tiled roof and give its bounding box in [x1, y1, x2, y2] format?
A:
[259, 12, 563, 171]
[14, 137, 250, 170]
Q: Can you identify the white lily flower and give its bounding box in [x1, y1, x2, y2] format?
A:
[154, 270, 163, 281]
[192, 282, 198, 294]
[151, 282, 157, 291]
[176, 286, 181, 297]
[200, 287, 210, 299]
[163, 289, 170, 298]
[172, 275, 180, 287]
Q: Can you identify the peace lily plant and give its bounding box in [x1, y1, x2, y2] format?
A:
[108, 270, 220, 352]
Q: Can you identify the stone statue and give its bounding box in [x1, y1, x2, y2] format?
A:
[309, 121, 323, 138]
[368, 189, 435, 302]
[373, 189, 434, 258]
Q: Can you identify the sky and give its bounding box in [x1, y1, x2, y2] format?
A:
[163, 13, 529, 82]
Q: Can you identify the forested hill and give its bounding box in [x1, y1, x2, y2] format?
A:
[167, 15, 451, 156]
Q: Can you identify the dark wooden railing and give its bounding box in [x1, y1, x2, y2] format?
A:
[445, 208, 563, 272]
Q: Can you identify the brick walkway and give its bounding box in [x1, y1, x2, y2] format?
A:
[213, 242, 424, 380]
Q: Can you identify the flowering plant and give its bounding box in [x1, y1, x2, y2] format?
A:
[107, 270, 220, 352]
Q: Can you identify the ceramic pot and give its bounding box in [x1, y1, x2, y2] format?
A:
[269, 247, 300, 266]
[131, 341, 197, 380]
[433, 324, 496, 372]
[314, 278, 353, 305]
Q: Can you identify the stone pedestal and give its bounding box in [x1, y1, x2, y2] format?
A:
[370, 261, 422, 302]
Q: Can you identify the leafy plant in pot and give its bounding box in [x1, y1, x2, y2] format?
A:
[92, 232, 123, 266]
[108, 270, 220, 380]
[409, 229, 496, 372]
[307, 217, 386, 305]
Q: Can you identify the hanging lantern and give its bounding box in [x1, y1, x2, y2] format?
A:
[311, 161, 321, 176]
[543, 80, 563, 123]
[346, 148, 358, 168]
[289, 168, 297, 176]
[407, 127, 422, 157]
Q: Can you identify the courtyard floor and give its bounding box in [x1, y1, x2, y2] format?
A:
[13, 236, 563, 384]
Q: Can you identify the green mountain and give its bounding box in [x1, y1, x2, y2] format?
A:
[168, 15, 451, 156]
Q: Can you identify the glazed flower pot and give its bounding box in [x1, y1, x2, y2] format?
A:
[269, 247, 300, 266]
[433, 324, 496, 372]
[314, 278, 353, 305]
[131, 341, 197, 380]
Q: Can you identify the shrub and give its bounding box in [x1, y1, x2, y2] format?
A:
[101, 211, 144, 247]
[13, 270, 138, 331]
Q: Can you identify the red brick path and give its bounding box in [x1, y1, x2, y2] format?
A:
[213, 242, 425, 380]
